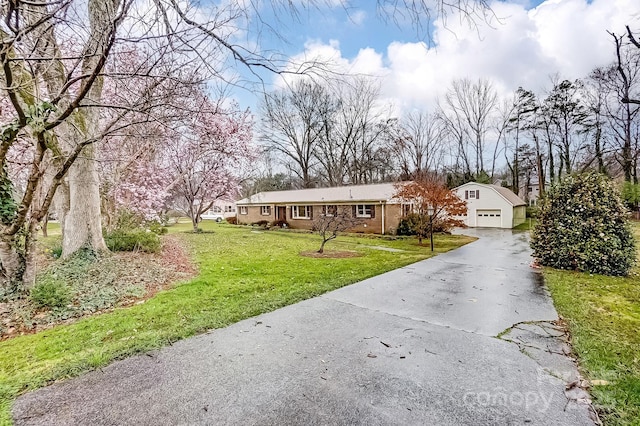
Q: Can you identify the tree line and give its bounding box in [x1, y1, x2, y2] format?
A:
[254, 27, 640, 209]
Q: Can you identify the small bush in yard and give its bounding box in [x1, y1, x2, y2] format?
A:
[30, 278, 73, 309]
[104, 229, 161, 253]
[148, 221, 168, 235]
[226, 217, 237, 225]
[531, 172, 636, 276]
[396, 214, 418, 236]
[396, 213, 453, 236]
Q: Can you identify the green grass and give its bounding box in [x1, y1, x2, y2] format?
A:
[513, 218, 537, 231]
[0, 222, 474, 424]
[544, 222, 640, 425]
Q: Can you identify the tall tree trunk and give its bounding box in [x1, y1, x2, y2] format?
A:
[41, 216, 48, 238]
[0, 236, 23, 287]
[22, 220, 40, 288]
[547, 136, 555, 183]
[594, 126, 606, 175]
[61, 0, 121, 257]
[62, 144, 108, 256]
[623, 102, 633, 181]
[533, 134, 545, 196]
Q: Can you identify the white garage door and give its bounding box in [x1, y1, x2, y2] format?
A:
[476, 210, 502, 227]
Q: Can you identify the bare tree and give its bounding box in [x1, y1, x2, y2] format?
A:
[336, 78, 393, 185]
[390, 110, 445, 179]
[503, 88, 540, 193]
[442, 78, 498, 177]
[377, 0, 493, 43]
[582, 69, 613, 175]
[543, 79, 590, 177]
[438, 101, 473, 181]
[318, 77, 391, 186]
[262, 77, 394, 187]
[260, 81, 332, 188]
[619, 25, 640, 106]
[312, 206, 361, 253]
[608, 30, 640, 181]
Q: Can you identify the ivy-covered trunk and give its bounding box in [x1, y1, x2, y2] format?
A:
[0, 166, 22, 290]
[0, 235, 24, 289]
[0, 222, 39, 291]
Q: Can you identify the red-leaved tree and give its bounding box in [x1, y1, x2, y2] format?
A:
[394, 178, 467, 250]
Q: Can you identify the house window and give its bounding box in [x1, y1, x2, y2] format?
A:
[213, 206, 222, 213]
[465, 190, 480, 200]
[402, 203, 413, 217]
[292, 205, 312, 219]
[225, 205, 235, 213]
[239, 206, 248, 215]
[261, 206, 271, 216]
[356, 204, 373, 218]
[323, 205, 337, 216]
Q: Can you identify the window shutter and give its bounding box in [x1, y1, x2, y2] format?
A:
[352, 205, 357, 218]
[370, 205, 376, 219]
[476, 190, 480, 199]
[309, 206, 313, 219]
[322, 205, 326, 215]
[465, 190, 468, 200]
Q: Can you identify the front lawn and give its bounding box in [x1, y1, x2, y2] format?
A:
[0, 222, 474, 424]
[544, 223, 640, 425]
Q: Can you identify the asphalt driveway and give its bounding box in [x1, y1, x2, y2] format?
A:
[13, 229, 595, 425]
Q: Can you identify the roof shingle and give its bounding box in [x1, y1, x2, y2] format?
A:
[236, 182, 401, 205]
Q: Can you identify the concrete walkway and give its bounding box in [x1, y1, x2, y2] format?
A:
[13, 229, 595, 425]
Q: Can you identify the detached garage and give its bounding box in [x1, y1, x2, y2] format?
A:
[454, 182, 526, 229]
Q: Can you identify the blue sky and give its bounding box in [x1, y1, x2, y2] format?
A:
[222, 0, 636, 114]
[255, 1, 550, 59]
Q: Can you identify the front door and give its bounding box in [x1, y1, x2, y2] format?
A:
[277, 206, 287, 220]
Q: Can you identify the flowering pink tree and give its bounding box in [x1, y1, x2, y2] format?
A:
[111, 163, 172, 222]
[96, 47, 208, 227]
[167, 96, 253, 232]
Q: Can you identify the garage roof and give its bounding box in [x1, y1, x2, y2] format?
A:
[455, 182, 526, 207]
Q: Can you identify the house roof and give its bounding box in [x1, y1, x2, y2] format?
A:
[236, 182, 401, 205]
[455, 182, 526, 207]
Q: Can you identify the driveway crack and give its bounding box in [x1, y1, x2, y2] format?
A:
[496, 319, 600, 424]
[323, 295, 486, 337]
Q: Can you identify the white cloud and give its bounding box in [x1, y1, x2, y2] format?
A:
[348, 9, 367, 26]
[282, 0, 640, 115]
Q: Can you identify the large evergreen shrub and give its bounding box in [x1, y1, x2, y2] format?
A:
[531, 173, 636, 276]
